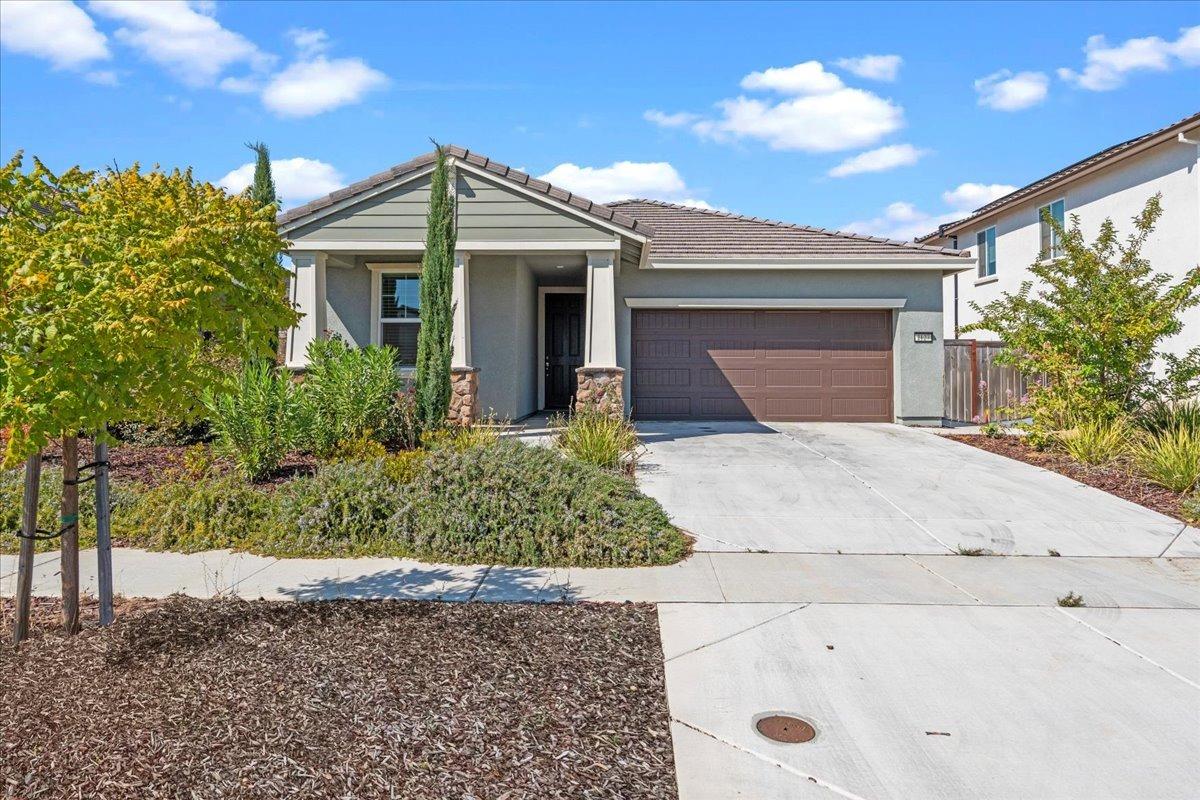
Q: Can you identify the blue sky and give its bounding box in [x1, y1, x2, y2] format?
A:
[1, 1, 1197, 240]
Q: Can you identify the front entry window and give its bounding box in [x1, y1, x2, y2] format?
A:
[381, 273, 420, 366]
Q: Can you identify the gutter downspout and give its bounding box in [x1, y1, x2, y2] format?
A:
[950, 234, 960, 338]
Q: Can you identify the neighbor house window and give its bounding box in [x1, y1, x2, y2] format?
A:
[976, 227, 997, 278]
[380, 272, 421, 366]
[1038, 199, 1066, 259]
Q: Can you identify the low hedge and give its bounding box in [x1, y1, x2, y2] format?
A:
[109, 440, 687, 568]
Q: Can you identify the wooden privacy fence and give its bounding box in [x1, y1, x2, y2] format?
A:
[944, 340, 1035, 423]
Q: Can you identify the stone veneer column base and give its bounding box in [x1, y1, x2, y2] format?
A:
[449, 367, 480, 426]
[574, 367, 626, 416]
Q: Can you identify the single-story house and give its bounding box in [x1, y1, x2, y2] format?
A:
[278, 146, 974, 425]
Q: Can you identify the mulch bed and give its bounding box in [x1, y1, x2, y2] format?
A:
[33, 437, 318, 488]
[948, 434, 1188, 522]
[1, 596, 677, 799]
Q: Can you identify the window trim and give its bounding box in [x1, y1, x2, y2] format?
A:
[1037, 197, 1067, 260]
[367, 262, 422, 348]
[976, 226, 997, 279]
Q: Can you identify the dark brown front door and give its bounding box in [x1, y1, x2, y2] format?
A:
[544, 293, 584, 409]
[630, 309, 893, 422]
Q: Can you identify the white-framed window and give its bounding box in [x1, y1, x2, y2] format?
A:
[368, 263, 421, 366]
[1038, 198, 1066, 259]
[976, 226, 997, 278]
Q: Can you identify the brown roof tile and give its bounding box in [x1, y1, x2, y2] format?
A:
[606, 199, 968, 260]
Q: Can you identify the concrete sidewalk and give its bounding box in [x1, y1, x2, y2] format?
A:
[4, 547, 1198, 608]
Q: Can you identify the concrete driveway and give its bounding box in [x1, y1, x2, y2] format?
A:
[637, 421, 1191, 557]
[637, 422, 1200, 799]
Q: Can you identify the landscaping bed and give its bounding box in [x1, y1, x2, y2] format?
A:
[1, 595, 678, 800]
[949, 434, 1190, 522]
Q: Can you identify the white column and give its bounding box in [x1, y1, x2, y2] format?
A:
[286, 251, 326, 369]
[584, 250, 618, 367]
[451, 251, 472, 368]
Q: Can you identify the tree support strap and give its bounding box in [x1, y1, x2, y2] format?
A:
[63, 459, 109, 486]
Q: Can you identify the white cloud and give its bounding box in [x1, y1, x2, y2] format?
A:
[538, 160, 717, 206]
[974, 69, 1049, 110]
[219, 157, 345, 208]
[843, 181, 1019, 242]
[218, 75, 259, 94]
[842, 201, 961, 242]
[828, 143, 928, 177]
[643, 109, 700, 128]
[646, 61, 904, 153]
[696, 89, 903, 152]
[287, 27, 329, 57]
[85, 69, 119, 86]
[89, 0, 271, 87]
[0, 0, 110, 71]
[740, 61, 844, 94]
[1058, 26, 1200, 90]
[942, 182, 1018, 211]
[261, 55, 387, 117]
[834, 54, 902, 82]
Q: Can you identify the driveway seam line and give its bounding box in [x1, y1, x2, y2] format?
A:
[1157, 523, 1189, 558]
[665, 603, 809, 663]
[1055, 607, 1200, 690]
[902, 555, 984, 603]
[672, 718, 872, 800]
[705, 553, 729, 602]
[767, 424, 955, 553]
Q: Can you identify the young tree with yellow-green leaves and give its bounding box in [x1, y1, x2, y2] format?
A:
[1, 153, 297, 639]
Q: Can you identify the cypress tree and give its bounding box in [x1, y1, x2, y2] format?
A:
[415, 143, 457, 427]
[246, 141, 278, 209]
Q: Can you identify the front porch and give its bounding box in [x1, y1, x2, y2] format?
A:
[285, 246, 626, 422]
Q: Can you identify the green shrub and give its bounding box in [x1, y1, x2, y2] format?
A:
[1137, 399, 1200, 437]
[979, 421, 1004, 439]
[121, 475, 279, 552]
[1, 465, 141, 554]
[327, 437, 389, 463]
[554, 409, 640, 472]
[1132, 426, 1200, 493]
[420, 423, 500, 452]
[393, 439, 687, 567]
[298, 337, 409, 456]
[266, 459, 408, 557]
[204, 361, 304, 481]
[1059, 417, 1131, 465]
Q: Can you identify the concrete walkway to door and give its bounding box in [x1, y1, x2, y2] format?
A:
[636, 420, 1195, 557]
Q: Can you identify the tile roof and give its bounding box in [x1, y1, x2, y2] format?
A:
[917, 110, 1200, 242]
[606, 199, 968, 259]
[277, 145, 653, 237]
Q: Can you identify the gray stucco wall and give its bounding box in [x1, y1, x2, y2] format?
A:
[468, 255, 538, 420]
[325, 259, 371, 347]
[614, 268, 945, 424]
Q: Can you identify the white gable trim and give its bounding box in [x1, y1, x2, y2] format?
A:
[624, 297, 908, 309]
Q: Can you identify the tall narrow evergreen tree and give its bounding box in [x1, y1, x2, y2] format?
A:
[246, 141, 278, 209]
[415, 143, 457, 427]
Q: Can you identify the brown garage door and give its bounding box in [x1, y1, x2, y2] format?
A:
[631, 309, 893, 422]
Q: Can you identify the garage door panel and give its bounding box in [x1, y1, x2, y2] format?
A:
[765, 369, 823, 387]
[631, 309, 893, 422]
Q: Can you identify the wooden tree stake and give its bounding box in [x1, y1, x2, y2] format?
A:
[60, 435, 80, 634]
[94, 439, 114, 626]
[13, 452, 42, 645]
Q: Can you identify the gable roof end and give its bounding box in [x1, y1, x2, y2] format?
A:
[276, 145, 653, 238]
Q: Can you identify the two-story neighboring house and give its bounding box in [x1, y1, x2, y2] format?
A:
[919, 112, 1200, 355]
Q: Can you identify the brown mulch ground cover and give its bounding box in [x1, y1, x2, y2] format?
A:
[948, 434, 1189, 522]
[32, 437, 319, 487]
[1, 596, 677, 800]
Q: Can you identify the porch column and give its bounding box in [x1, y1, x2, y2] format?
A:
[577, 250, 625, 415]
[449, 250, 479, 425]
[285, 251, 327, 369]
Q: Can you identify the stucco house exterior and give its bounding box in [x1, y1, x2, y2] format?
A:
[278, 146, 972, 425]
[919, 112, 1200, 351]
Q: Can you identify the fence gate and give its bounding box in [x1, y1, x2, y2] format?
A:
[943, 340, 1032, 423]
